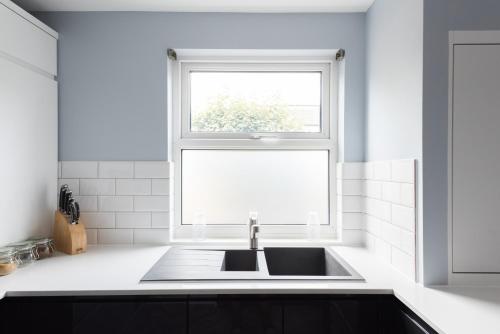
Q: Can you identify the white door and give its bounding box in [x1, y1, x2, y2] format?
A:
[452, 43, 500, 273]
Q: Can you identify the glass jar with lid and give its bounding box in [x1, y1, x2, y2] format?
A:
[9, 241, 37, 266]
[0, 247, 18, 275]
[28, 238, 55, 259]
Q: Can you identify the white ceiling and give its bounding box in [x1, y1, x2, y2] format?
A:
[13, 0, 375, 13]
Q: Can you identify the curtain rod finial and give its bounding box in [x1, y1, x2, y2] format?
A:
[167, 48, 177, 61]
[336, 49, 345, 61]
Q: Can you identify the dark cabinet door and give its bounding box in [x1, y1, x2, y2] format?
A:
[283, 298, 330, 334]
[380, 298, 437, 334]
[282, 296, 382, 334]
[391, 309, 437, 334]
[73, 298, 187, 334]
[0, 298, 72, 334]
[328, 297, 380, 334]
[189, 296, 282, 334]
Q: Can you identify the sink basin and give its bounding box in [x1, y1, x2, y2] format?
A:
[263, 247, 351, 276]
[221, 250, 258, 271]
[141, 246, 363, 281]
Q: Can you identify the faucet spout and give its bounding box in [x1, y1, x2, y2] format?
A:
[249, 215, 260, 250]
[250, 224, 260, 250]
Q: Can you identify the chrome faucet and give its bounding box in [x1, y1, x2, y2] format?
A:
[249, 214, 260, 250]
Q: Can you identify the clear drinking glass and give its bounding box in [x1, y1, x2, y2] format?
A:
[192, 211, 207, 241]
[307, 211, 321, 240]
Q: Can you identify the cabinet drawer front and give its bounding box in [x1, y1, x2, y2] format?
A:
[0, 3, 57, 75]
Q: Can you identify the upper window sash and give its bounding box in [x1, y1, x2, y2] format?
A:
[179, 61, 332, 140]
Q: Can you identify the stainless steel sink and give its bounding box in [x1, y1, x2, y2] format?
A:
[141, 246, 363, 281]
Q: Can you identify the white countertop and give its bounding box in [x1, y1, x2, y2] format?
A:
[1, 245, 500, 334]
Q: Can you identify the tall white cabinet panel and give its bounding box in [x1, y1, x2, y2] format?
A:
[451, 42, 500, 273]
[0, 1, 58, 246]
[0, 1, 57, 75]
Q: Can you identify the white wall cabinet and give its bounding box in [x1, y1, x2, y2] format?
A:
[0, 0, 58, 245]
[449, 31, 500, 278]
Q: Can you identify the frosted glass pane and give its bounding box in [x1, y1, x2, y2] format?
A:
[190, 72, 321, 133]
[182, 150, 329, 225]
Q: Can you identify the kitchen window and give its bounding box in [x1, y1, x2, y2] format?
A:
[169, 50, 339, 241]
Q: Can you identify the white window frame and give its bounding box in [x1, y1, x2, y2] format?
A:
[169, 49, 340, 242]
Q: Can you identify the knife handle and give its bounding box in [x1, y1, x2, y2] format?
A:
[74, 201, 80, 224]
[59, 185, 69, 211]
[68, 199, 77, 224]
[63, 190, 73, 214]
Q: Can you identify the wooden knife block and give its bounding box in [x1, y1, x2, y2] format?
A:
[53, 210, 87, 255]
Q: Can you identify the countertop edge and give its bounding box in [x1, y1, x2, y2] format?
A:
[3, 287, 395, 298]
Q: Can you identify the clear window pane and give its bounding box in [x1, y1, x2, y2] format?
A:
[189, 72, 321, 133]
[182, 150, 329, 225]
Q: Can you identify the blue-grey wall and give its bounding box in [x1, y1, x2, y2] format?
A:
[422, 0, 500, 285]
[35, 12, 366, 161]
[365, 0, 423, 161]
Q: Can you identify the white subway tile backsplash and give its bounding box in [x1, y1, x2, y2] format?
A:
[373, 161, 391, 181]
[400, 229, 415, 256]
[152, 179, 170, 195]
[363, 162, 374, 180]
[80, 179, 115, 196]
[382, 182, 401, 203]
[341, 229, 365, 246]
[152, 212, 170, 228]
[342, 196, 363, 213]
[99, 161, 134, 178]
[133, 229, 169, 244]
[380, 221, 401, 248]
[134, 161, 169, 178]
[58, 179, 80, 195]
[98, 229, 133, 244]
[391, 247, 415, 279]
[74, 196, 98, 211]
[342, 213, 364, 230]
[365, 215, 381, 236]
[339, 159, 417, 280]
[400, 183, 415, 207]
[375, 237, 392, 263]
[365, 232, 377, 251]
[116, 179, 151, 195]
[60, 161, 172, 245]
[62, 161, 98, 178]
[98, 196, 134, 212]
[81, 212, 115, 228]
[341, 180, 363, 196]
[86, 229, 98, 244]
[341, 163, 364, 180]
[391, 204, 415, 232]
[391, 160, 415, 183]
[134, 196, 169, 212]
[364, 180, 383, 199]
[365, 198, 391, 221]
[116, 212, 151, 228]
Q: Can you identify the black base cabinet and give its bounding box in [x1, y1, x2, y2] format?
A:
[189, 296, 282, 334]
[0, 295, 437, 334]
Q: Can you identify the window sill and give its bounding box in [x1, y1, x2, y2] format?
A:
[168, 238, 344, 247]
